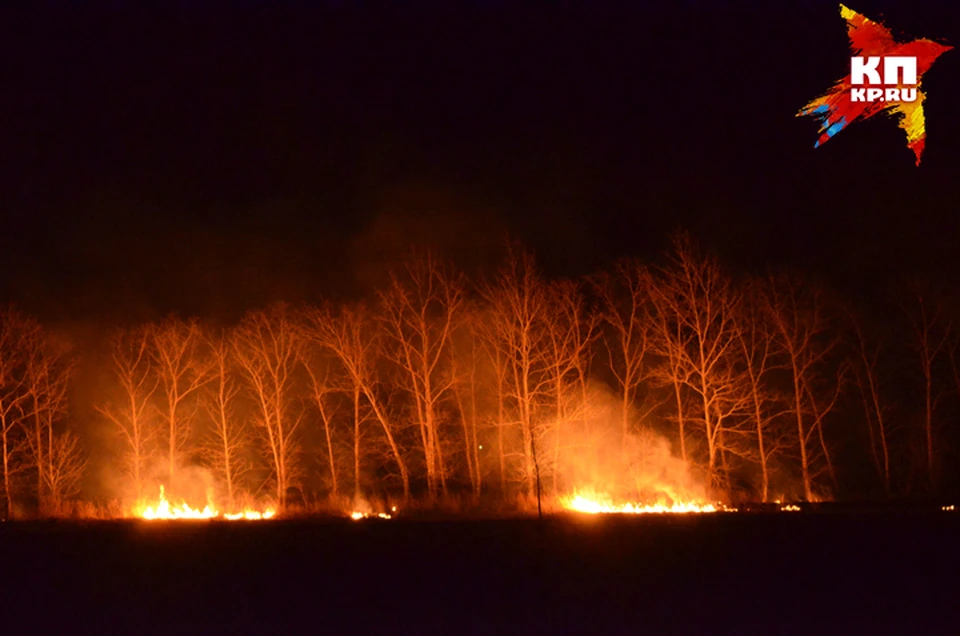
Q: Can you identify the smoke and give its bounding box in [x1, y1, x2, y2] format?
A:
[99, 454, 220, 509]
[551, 382, 707, 505]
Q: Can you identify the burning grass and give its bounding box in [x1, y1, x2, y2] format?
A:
[129, 485, 400, 521]
[132, 485, 276, 521]
[558, 488, 723, 515]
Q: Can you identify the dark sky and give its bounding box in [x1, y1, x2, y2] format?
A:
[1, 0, 958, 326]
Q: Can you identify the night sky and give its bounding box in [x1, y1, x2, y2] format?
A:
[1, 0, 958, 328]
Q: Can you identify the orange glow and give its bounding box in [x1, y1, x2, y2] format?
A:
[559, 489, 720, 515]
[350, 511, 393, 520]
[134, 485, 275, 521]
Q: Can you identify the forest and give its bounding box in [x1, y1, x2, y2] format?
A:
[1, 231, 958, 519]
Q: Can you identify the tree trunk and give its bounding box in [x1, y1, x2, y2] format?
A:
[223, 427, 234, 512]
[672, 379, 687, 463]
[792, 370, 813, 501]
[35, 420, 44, 514]
[553, 374, 563, 495]
[746, 371, 769, 502]
[2, 425, 11, 519]
[817, 420, 837, 493]
[469, 372, 482, 498]
[453, 381, 477, 497]
[353, 386, 361, 501]
[858, 386, 884, 490]
[169, 412, 176, 486]
[362, 385, 410, 501]
[317, 397, 338, 499]
[496, 353, 507, 493]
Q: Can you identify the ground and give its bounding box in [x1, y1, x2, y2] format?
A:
[1, 509, 956, 633]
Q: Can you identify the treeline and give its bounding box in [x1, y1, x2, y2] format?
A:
[1, 232, 959, 518]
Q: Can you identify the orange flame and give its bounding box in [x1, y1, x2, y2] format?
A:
[134, 485, 275, 521]
[350, 506, 397, 520]
[559, 489, 720, 515]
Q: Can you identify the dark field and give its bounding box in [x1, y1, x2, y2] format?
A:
[3, 510, 958, 634]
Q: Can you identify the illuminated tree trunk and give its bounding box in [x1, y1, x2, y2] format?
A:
[700, 374, 717, 483]
[790, 368, 813, 501]
[316, 392, 338, 498]
[453, 382, 476, 495]
[222, 422, 235, 511]
[0, 310, 42, 518]
[353, 385, 361, 500]
[97, 327, 157, 504]
[672, 379, 687, 463]
[0, 413, 13, 518]
[817, 422, 836, 491]
[451, 329, 482, 498]
[859, 386, 886, 492]
[753, 394, 770, 502]
[44, 430, 85, 513]
[734, 285, 780, 503]
[467, 360, 481, 497]
[362, 386, 410, 501]
[492, 346, 508, 493]
[129, 391, 145, 499]
[202, 335, 249, 513]
[551, 364, 564, 494]
[517, 335, 537, 497]
[649, 233, 745, 495]
[480, 245, 554, 505]
[379, 254, 464, 501]
[150, 318, 209, 486]
[305, 306, 410, 502]
[594, 262, 654, 451]
[300, 351, 341, 500]
[766, 275, 841, 502]
[234, 305, 303, 510]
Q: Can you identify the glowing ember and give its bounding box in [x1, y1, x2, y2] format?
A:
[350, 506, 397, 520]
[134, 485, 275, 521]
[560, 491, 718, 515]
[943, 505, 955, 512]
[781, 504, 801, 512]
[350, 511, 393, 520]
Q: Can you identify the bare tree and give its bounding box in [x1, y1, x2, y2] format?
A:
[734, 280, 788, 502]
[648, 296, 694, 464]
[96, 327, 158, 502]
[44, 429, 86, 515]
[233, 305, 304, 509]
[378, 253, 465, 500]
[200, 331, 251, 512]
[648, 233, 747, 492]
[900, 282, 951, 492]
[594, 260, 660, 448]
[764, 274, 842, 501]
[299, 344, 342, 499]
[543, 279, 598, 494]
[480, 245, 554, 509]
[450, 306, 484, 499]
[850, 312, 893, 496]
[150, 317, 211, 483]
[24, 328, 74, 515]
[0, 308, 40, 518]
[304, 304, 411, 501]
[804, 362, 848, 496]
[476, 318, 512, 493]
